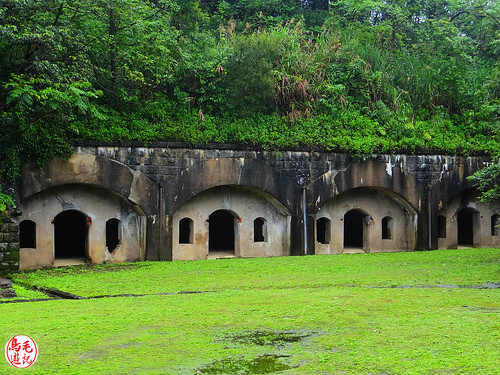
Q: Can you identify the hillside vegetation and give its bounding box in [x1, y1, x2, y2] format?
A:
[1, 0, 499, 183]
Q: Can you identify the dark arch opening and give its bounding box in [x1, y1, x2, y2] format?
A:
[381, 216, 393, 240]
[491, 214, 499, 236]
[54, 210, 88, 259]
[254, 217, 267, 242]
[438, 215, 447, 238]
[457, 208, 475, 246]
[20, 220, 36, 248]
[179, 218, 193, 244]
[344, 209, 367, 248]
[316, 218, 331, 244]
[209, 210, 235, 253]
[106, 218, 121, 252]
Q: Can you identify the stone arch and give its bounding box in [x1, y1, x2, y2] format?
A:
[172, 185, 291, 260]
[315, 187, 418, 254]
[18, 184, 147, 269]
[435, 188, 500, 249]
[312, 155, 422, 215]
[166, 158, 300, 216]
[20, 153, 157, 215]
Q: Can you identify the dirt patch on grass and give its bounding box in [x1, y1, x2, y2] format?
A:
[226, 330, 314, 347]
[196, 354, 293, 374]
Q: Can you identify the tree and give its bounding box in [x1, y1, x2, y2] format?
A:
[467, 157, 500, 202]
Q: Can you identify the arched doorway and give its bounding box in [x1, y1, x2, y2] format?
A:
[209, 210, 235, 254]
[344, 209, 368, 248]
[457, 208, 476, 246]
[54, 210, 88, 260]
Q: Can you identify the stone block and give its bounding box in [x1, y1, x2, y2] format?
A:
[0, 289, 17, 298]
[8, 242, 20, 251]
[4, 232, 19, 242]
[0, 278, 13, 289]
[3, 251, 20, 262]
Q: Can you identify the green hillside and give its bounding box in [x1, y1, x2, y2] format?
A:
[1, 0, 499, 182]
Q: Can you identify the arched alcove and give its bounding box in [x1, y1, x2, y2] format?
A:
[457, 208, 477, 246]
[254, 217, 267, 242]
[381, 216, 393, 240]
[106, 218, 121, 252]
[20, 220, 36, 249]
[344, 209, 369, 248]
[438, 215, 447, 238]
[209, 210, 236, 254]
[179, 218, 194, 244]
[491, 214, 500, 236]
[316, 217, 331, 244]
[54, 210, 88, 259]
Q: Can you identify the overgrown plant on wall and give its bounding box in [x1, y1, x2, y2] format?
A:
[1, 0, 499, 192]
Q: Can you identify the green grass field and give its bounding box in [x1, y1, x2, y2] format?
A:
[1, 248, 499, 374]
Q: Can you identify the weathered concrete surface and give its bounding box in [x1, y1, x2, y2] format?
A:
[9, 143, 499, 268]
[315, 187, 417, 254]
[19, 185, 146, 269]
[172, 186, 290, 260]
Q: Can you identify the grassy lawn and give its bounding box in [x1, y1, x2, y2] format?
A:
[1, 248, 499, 374]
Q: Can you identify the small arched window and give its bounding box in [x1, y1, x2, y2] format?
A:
[492, 214, 500, 236]
[20, 220, 36, 248]
[179, 218, 193, 244]
[438, 215, 447, 238]
[316, 218, 331, 244]
[382, 216, 393, 240]
[106, 218, 121, 252]
[254, 217, 267, 242]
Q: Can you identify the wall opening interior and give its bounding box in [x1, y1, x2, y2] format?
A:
[381, 216, 393, 239]
[457, 208, 475, 246]
[179, 218, 193, 244]
[492, 214, 500, 236]
[209, 210, 235, 253]
[20, 220, 36, 248]
[344, 209, 367, 248]
[106, 218, 121, 252]
[438, 215, 447, 238]
[316, 217, 331, 244]
[54, 210, 88, 259]
[254, 217, 267, 242]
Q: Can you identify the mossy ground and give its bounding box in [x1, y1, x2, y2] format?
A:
[1, 248, 498, 374]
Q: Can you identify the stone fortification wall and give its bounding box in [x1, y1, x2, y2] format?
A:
[0, 215, 19, 272]
[7, 142, 498, 270]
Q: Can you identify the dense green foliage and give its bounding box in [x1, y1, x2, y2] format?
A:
[468, 155, 500, 202]
[1, 0, 499, 185]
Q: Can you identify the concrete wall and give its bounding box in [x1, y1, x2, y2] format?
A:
[18, 184, 146, 269]
[172, 186, 290, 260]
[6, 143, 498, 270]
[315, 187, 417, 254]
